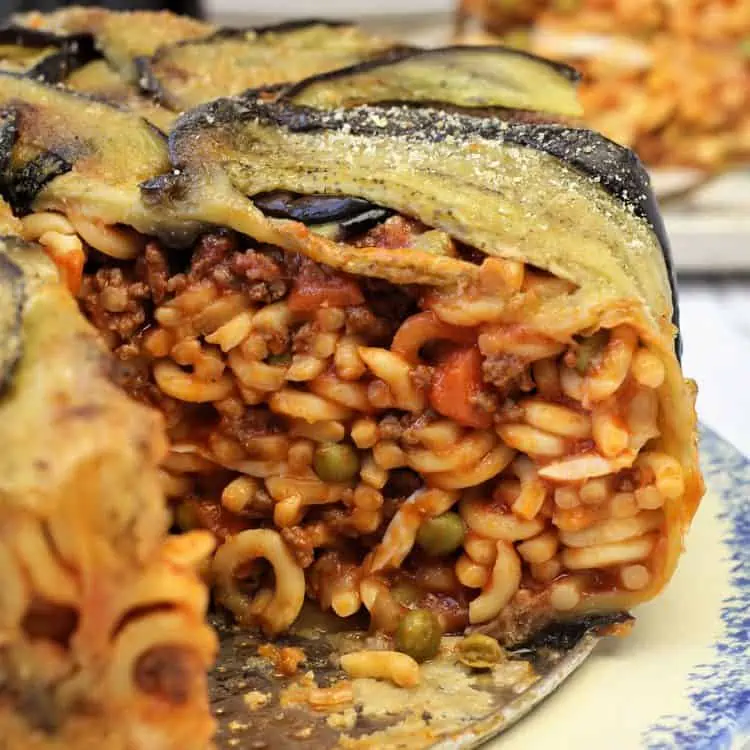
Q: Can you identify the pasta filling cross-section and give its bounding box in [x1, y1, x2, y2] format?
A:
[49, 208, 693, 643]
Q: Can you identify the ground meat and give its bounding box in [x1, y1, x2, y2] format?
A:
[470, 390, 499, 416]
[411, 364, 434, 391]
[482, 354, 530, 395]
[345, 305, 392, 342]
[281, 526, 317, 569]
[493, 398, 525, 425]
[378, 411, 434, 445]
[78, 266, 151, 344]
[292, 321, 319, 354]
[361, 278, 420, 334]
[110, 343, 157, 402]
[377, 414, 403, 441]
[187, 230, 238, 280]
[472, 589, 555, 647]
[186, 231, 287, 303]
[218, 407, 282, 451]
[135, 241, 170, 305]
[614, 468, 642, 492]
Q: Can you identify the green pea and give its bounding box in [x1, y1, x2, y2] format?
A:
[266, 352, 292, 367]
[395, 609, 442, 663]
[416, 512, 466, 557]
[391, 581, 421, 607]
[740, 38, 750, 57]
[575, 330, 609, 374]
[456, 633, 505, 669]
[312, 442, 360, 483]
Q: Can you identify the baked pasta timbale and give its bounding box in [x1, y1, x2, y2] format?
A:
[0, 9, 703, 750]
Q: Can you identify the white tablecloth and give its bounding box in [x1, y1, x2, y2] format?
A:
[679, 281, 750, 457]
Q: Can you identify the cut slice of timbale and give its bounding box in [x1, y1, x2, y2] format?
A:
[0, 19, 703, 749]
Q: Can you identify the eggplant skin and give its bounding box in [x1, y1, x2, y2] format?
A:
[0, 107, 73, 215]
[0, 241, 25, 392]
[175, 96, 655, 222]
[26, 34, 98, 83]
[0, 26, 98, 83]
[253, 191, 382, 224]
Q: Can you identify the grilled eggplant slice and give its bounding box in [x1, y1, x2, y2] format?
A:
[139, 21, 395, 111]
[15, 7, 213, 82]
[283, 45, 583, 117]
[64, 60, 176, 132]
[0, 26, 96, 82]
[0, 72, 170, 231]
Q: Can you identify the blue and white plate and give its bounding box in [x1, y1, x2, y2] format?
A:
[484, 427, 750, 749]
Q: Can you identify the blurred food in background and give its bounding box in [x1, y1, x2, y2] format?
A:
[457, 1, 750, 170]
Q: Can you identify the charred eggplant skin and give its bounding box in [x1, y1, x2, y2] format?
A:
[0, 106, 73, 215]
[27, 34, 98, 83]
[0, 241, 25, 391]
[511, 612, 634, 653]
[253, 191, 383, 224]
[173, 97, 656, 222]
[0, 26, 98, 83]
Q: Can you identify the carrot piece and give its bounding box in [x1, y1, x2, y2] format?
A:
[429, 346, 492, 429]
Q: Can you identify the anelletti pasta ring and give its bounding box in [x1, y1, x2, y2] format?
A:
[0, 8, 702, 750]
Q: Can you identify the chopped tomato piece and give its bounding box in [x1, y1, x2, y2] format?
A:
[288, 263, 364, 312]
[429, 346, 492, 429]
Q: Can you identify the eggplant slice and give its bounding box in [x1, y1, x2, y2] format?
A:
[282, 45, 583, 117]
[139, 21, 396, 111]
[0, 72, 170, 231]
[0, 26, 97, 82]
[63, 60, 176, 132]
[14, 7, 213, 83]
